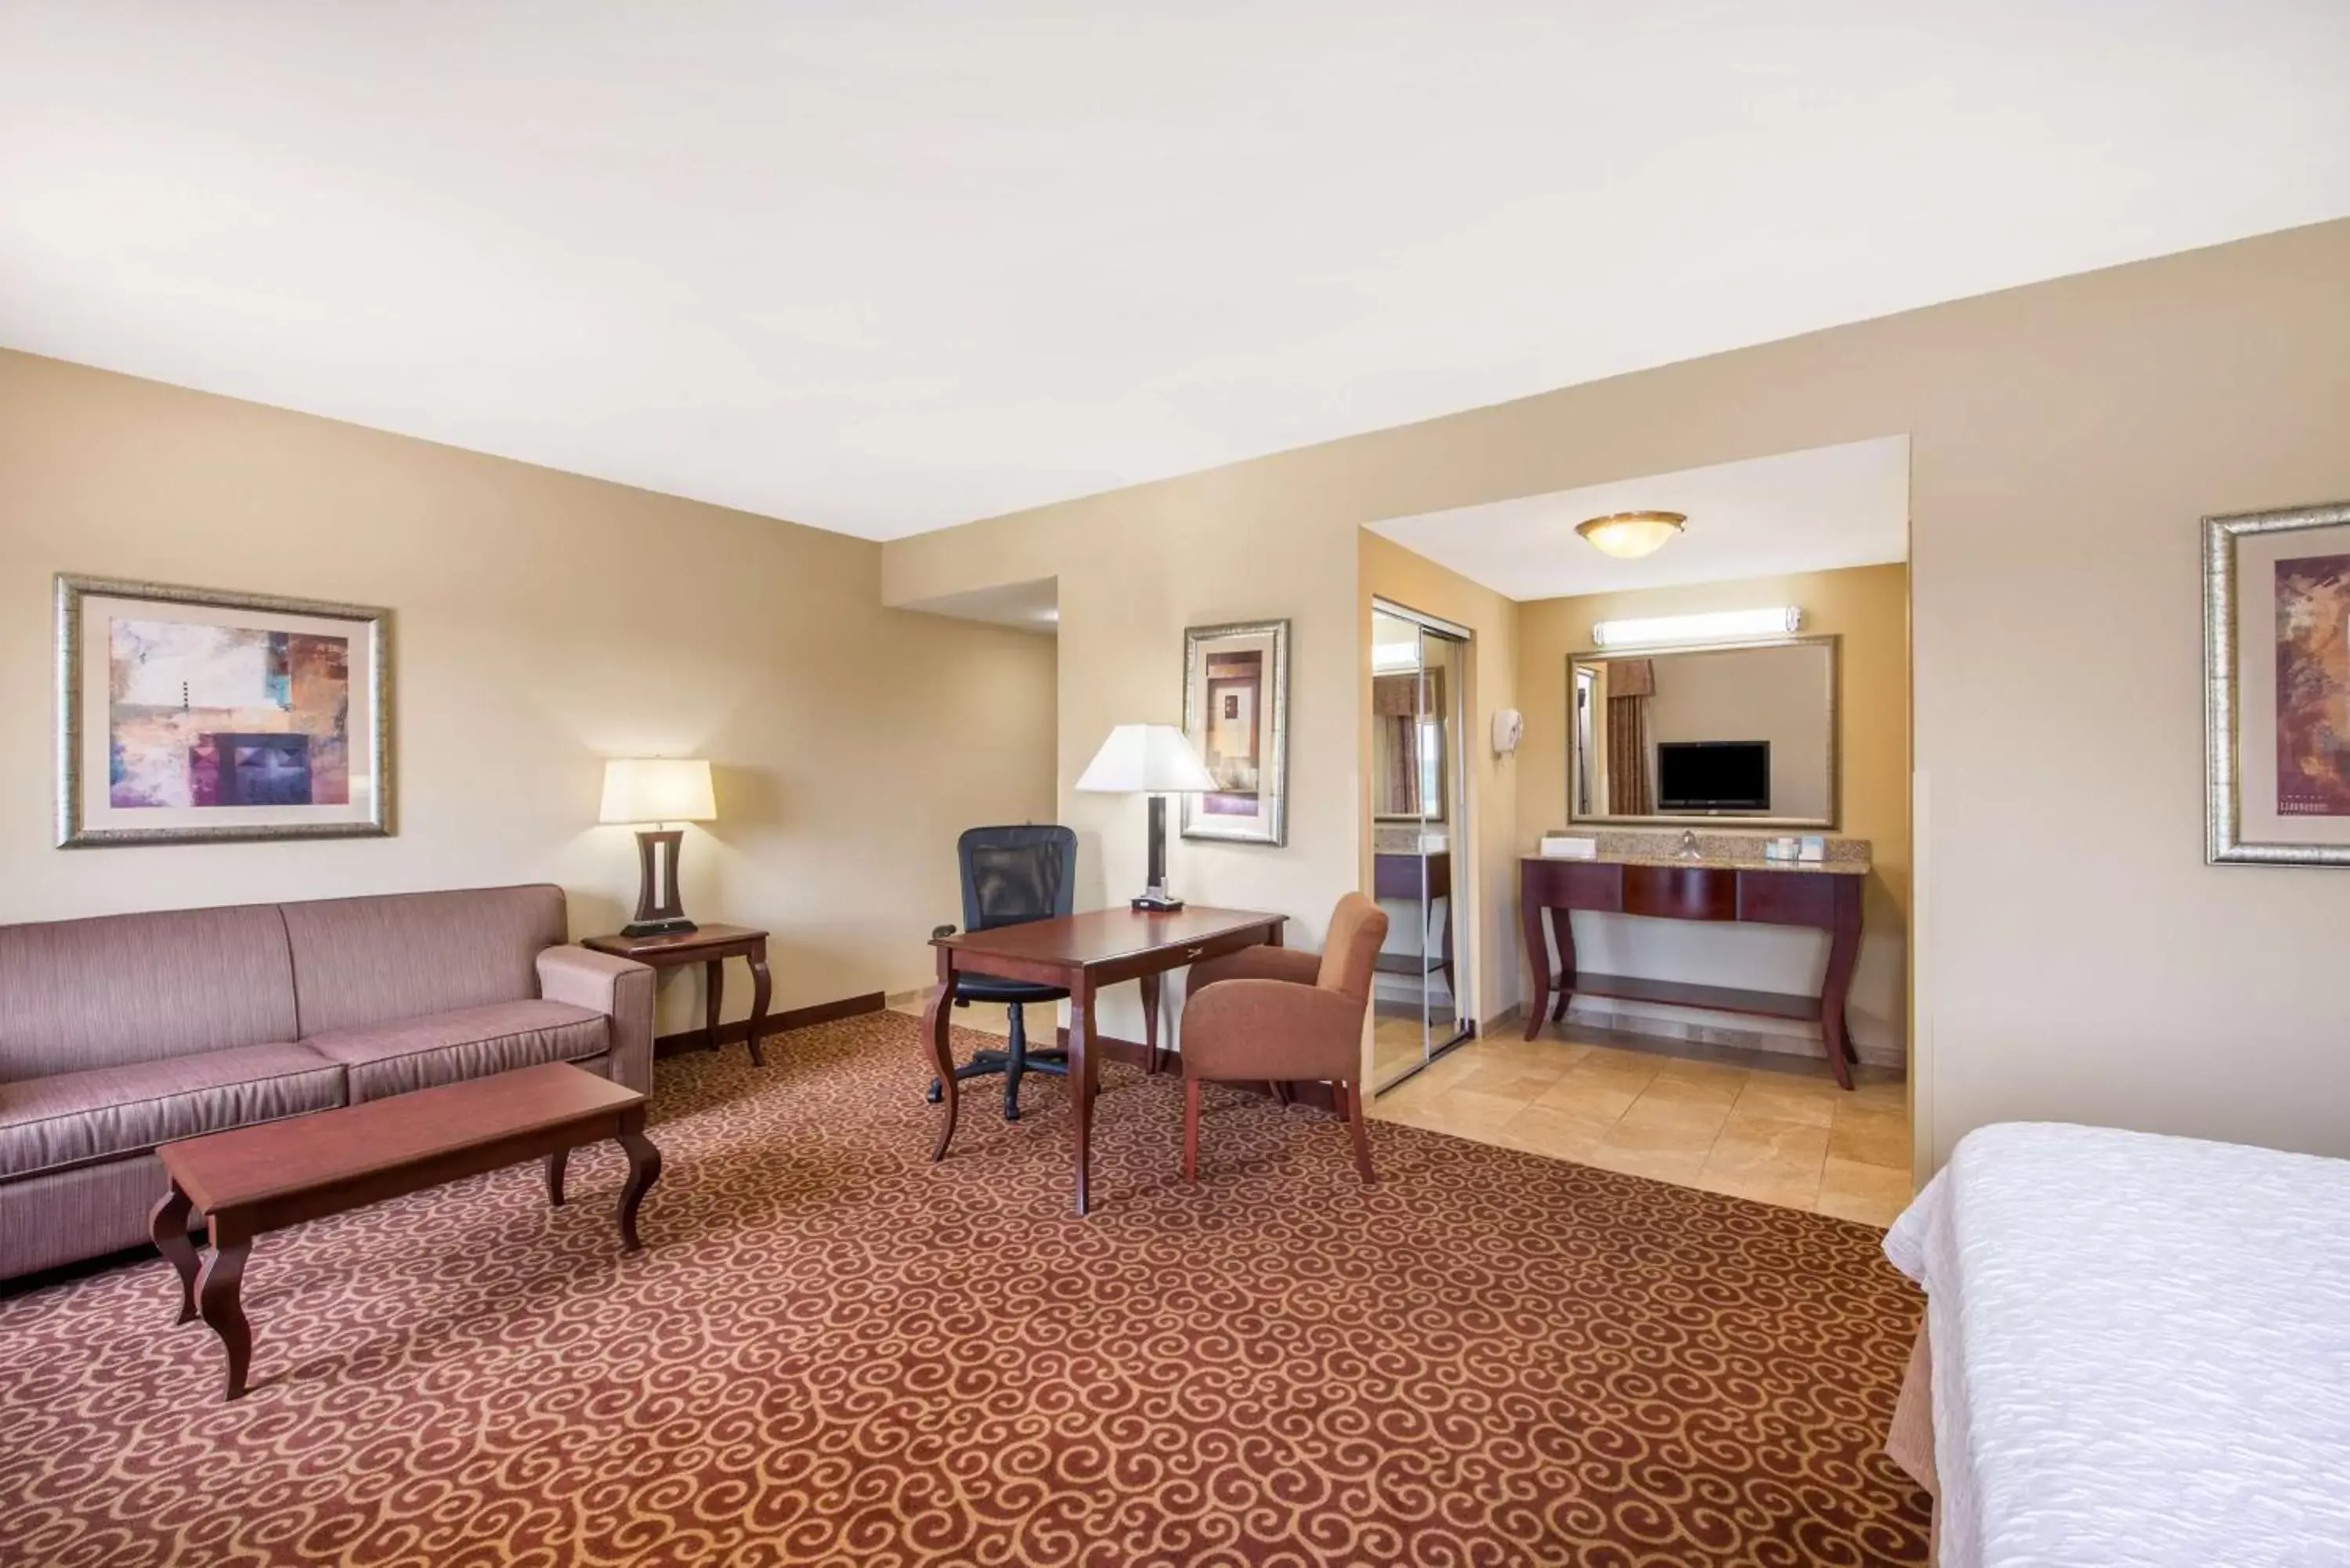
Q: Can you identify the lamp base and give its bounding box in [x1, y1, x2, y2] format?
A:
[1130, 894, 1185, 913]
[620, 916, 700, 938]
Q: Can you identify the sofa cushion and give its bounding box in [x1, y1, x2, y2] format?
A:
[302, 1000, 607, 1102]
[0, 905, 299, 1081]
[0, 1042, 344, 1183]
[281, 885, 568, 1038]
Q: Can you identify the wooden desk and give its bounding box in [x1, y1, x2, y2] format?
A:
[924, 906, 1286, 1215]
[1520, 857, 1864, 1089]
[583, 923, 772, 1067]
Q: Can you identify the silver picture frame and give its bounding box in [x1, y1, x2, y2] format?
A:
[56, 573, 394, 847]
[2204, 500, 2350, 865]
[1180, 617, 1289, 847]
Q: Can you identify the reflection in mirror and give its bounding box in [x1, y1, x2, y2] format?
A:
[1372, 667, 1446, 820]
[1568, 637, 1837, 827]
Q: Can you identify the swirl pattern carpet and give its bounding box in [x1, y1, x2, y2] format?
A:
[1, 1011, 1929, 1566]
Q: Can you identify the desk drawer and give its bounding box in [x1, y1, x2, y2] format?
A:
[1522, 858, 1622, 912]
[1736, 869, 1839, 928]
[1623, 865, 1736, 921]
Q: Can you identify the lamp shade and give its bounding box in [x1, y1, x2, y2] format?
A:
[598, 757, 716, 823]
[1074, 724, 1217, 794]
[1575, 510, 1686, 560]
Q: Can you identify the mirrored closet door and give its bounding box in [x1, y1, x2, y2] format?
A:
[1370, 603, 1473, 1092]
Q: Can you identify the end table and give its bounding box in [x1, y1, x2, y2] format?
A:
[582, 923, 772, 1067]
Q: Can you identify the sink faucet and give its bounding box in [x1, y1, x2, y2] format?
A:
[1676, 829, 1703, 861]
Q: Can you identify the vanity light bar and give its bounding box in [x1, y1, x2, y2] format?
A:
[1589, 605, 1802, 649]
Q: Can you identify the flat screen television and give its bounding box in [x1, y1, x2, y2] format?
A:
[1656, 740, 1770, 811]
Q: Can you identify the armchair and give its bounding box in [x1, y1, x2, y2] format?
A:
[1180, 892, 1390, 1185]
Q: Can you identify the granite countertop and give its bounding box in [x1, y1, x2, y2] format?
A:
[1528, 828, 1871, 876]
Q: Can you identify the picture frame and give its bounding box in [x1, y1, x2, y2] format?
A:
[56, 573, 393, 847]
[2204, 500, 2350, 865]
[1180, 618, 1289, 847]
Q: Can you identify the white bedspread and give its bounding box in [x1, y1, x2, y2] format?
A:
[1884, 1122, 2350, 1568]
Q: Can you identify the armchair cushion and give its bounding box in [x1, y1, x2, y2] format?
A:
[536, 945, 655, 1094]
[1187, 945, 1321, 994]
[1181, 978, 1364, 1083]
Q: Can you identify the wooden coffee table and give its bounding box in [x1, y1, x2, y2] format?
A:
[150, 1062, 660, 1401]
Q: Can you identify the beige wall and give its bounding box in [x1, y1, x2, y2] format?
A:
[1518, 565, 1911, 1059]
[0, 350, 1058, 1035]
[889, 218, 2350, 1172]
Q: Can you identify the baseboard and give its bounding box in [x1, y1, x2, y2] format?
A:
[655, 991, 885, 1058]
[1051, 1026, 1339, 1113]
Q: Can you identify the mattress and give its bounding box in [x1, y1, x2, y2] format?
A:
[1883, 1122, 2350, 1568]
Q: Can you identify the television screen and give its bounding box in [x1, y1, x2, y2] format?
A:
[1656, 740, 1770, 811]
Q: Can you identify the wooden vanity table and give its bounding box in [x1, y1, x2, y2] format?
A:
[1520, 850, 1864, 1089]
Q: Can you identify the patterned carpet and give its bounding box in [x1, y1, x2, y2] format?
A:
[1, 1012, 1929, 1566]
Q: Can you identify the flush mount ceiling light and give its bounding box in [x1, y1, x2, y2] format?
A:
[1575, 510, 1686, 559]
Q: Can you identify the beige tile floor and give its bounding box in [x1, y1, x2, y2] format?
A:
[891, 995, 1914, 1227]
[1372, 1025, 1914, 1227]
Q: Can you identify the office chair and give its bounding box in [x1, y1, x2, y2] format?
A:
[924, 824, 1077, 1122]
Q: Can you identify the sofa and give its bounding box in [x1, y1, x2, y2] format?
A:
[0, 884, 653, 1280]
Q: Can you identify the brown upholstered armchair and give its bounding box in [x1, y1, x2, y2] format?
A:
[1180, 892, 1390, 1185]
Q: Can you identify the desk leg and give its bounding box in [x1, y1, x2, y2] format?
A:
[197, 1214, 253, 1402]
[1069, 975, 1097, 1216]
[1141, 971, 1162, 1075]
[1820, 880, 1862, 1091]
[745, 940, 772, 1068]
[703, 959, 725, 1055]
[924, 949, 960, 1162]
[1523, 904, 1553, 1041]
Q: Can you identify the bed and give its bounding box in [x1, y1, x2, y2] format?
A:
[1882, 1121, 2350, 1568]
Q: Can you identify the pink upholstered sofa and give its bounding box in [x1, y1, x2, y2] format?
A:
[0, 884, 653, 1280]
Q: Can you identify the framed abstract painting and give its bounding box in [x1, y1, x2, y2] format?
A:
[55, 574, 392, 847]
[1180, 618, 1288, 847]
[2205, 500, 2350, 865]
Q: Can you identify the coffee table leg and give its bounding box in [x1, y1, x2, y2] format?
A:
[616, 1118, 661, 1252]
[545, 1149, 569, 1207]
[196, 1218, 254, 1401]
[150, 1184, 198, 1325]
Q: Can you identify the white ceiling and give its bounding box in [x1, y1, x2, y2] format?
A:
[1369, 436, 1910, 601]
[4, 5, 2347, 542]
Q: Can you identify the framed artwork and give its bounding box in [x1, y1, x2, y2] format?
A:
[56, 574, 392, 847]
[2204, 500, 2350, 865]
[1180, 618, 1289, 847]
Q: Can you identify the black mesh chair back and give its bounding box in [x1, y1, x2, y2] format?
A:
[924, 825, 1079, 1122]
[962, 825, 1077, 934]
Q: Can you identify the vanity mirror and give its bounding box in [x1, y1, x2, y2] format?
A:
[1567, 635, 1838, 828]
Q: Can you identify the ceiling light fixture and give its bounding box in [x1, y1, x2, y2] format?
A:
[1575, 510, 1686, 559]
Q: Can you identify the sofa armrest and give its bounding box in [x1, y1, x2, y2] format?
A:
[537, 945, 655, 1095]
[1180, 977, 1363, 1084]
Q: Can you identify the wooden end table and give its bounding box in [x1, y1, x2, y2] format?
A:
[152, 1062, 659, 1401]
[583, 923, 772, 1067]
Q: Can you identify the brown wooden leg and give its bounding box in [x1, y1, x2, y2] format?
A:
[1182, 1077, 1202, 1183]
[745, 940, 772, 1068]
[1549, 907, 1577, 1022]
[150, 1184, 197, 1325]
[1141, 970, 1163, 1075]
[703, 958, 725, 1055]
[1438, 896, 1456, 1007]
[1069, 977, 1097, 1216]
[196, 1216, 254, 1401]
[1271, 1080, 1292, 1107]
[545, 1149, 568, 1206]
[1522, 901, 1553, 1040]
[1340, 1082, 1377, 1185]
[616, 1118, 661, 1252]
[1820, 879, 1862, 1091]
[924, 949, 960, 1162]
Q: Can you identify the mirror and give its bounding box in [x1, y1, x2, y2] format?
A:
[1372, 666, 1448, 820]
[1568, 636, 1837, 827]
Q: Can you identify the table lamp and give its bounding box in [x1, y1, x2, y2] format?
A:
[1075, 724, 1218, 912]
[598, 757, 717, 936]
